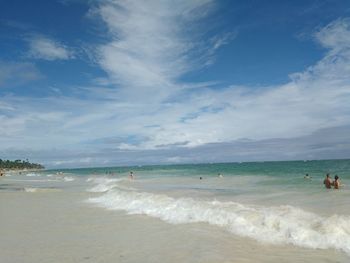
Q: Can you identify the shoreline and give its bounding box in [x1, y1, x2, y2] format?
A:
[1, 166, 350, 263]
[1, 189, 348, 263]
[0, 168, 44, 176]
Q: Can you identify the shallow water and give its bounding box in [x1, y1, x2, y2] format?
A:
[2, 159, 350, 262]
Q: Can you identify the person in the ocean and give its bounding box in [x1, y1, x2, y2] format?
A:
[323, 173, 332, 189]
[129, 171, 134, 180]
[333, 175, 340, 189]
[304, 173, 312, 179]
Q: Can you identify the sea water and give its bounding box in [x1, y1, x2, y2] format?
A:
[6, 159, 350, 260]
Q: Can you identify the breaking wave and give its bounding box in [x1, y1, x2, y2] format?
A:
[62, 176, 75, 182]
[86, 177, 124, 193]
[87, 181, 350, 255]
[25, 173, 41, 177]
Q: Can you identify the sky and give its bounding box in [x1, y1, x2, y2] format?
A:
[1, 0, 350, 168]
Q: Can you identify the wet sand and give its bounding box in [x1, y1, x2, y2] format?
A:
[0, 177, 349, 263]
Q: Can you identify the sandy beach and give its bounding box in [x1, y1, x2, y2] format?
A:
[2, 0, 350, 261]
[1, 171, 349, 263]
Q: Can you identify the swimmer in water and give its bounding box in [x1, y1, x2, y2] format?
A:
[323, 173, 332, 189]
[129, 171, 134, 180]
[304, 173, 312, 179]
[333, 175, 340, 189]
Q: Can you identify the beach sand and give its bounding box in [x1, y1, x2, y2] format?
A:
[0, 176, 349, 263]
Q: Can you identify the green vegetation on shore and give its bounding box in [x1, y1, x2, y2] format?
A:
[0, 159, 44, 170]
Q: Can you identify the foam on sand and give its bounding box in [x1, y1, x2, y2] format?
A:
[24, 187, 39, 192]
[87, 182, 350, 255]
[24, 187, 60, 193]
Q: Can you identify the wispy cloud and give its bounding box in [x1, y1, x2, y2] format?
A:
[315, 18, 350, 52]
[81, 16, 350, 151]
[2, 3, 350, 167]
[0, 61, 43, 88]
[27, 35, 74, 60]
[93, 0, 215, 101]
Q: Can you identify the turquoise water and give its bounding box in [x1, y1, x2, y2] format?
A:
[47, 159, 350, 178]
[44, 158, 350, 213]
[43, 159, 350, 201]
[44, 159, 350, 193]
[5, 159, 350, 257]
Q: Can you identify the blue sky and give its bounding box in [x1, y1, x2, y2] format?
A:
[1, 0, 350, 168]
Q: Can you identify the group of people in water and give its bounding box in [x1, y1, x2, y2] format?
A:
[303, 173, 342, 189]
[202, 172, 343, 190]
[323, 173, 341, 189]
[0, 169, 345, 191]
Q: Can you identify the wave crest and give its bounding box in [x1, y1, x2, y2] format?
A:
[87, 187, 350, 254]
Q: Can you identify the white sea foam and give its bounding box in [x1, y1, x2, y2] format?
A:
[88, 187, 350, 255]
[25, 173, 41, 177]
[24, 187, 60, 192]
[87, 177, 123, 193]
[24, 187, 39, 192]
[63, 176, 75, 182]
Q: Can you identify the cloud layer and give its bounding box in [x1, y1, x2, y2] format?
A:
[94, 0, 215, 100]
[0, 61, 42, 88]
[27, 35, 74, 60]
[1, 1, 350, 167]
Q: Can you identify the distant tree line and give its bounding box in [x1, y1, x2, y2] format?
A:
[0, 159, 44, 170]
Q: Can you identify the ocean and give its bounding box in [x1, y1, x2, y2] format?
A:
[2, 159, 350, 262]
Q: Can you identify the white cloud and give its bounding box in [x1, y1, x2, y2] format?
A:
[0, 61, 43, 88]
[315, 18, 350, 52]
[2, 6, 350, 167]
[28, 35, 74, 60]
[94, 0, 214, 101]
[85, 15, 350, 150]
